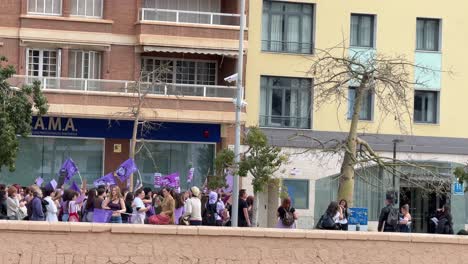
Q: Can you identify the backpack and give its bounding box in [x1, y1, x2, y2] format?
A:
[386, 206, 399, 230]
[316, 213, 336, 230]
[281, 207, 295, 227]
[203, 201, 218, 226]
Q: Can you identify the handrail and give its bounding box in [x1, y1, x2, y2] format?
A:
[9, 75, 237, 99]
[139, 8, 242, 26]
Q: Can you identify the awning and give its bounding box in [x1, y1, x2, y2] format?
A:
[143, 45, 240, 57]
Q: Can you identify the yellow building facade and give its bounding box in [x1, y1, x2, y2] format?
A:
[244, 0, 468, 231]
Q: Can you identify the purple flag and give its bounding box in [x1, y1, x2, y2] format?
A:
[60, 158, 79, 184]
[154, 173, 163, 188]
[94, 173, 116, 187]
[69, 181, 81, 194]
[93, 209, 112, 223]
[187, 168, 194, 183]
[223, 171, 234, 193]
[35, 177, 44, 187]
[49, 179, 58, 190]
[114, 159, 137, 182]
[154, 172, 180, 189]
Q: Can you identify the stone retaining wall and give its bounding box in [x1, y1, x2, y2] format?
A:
[0, 220, 467, 264]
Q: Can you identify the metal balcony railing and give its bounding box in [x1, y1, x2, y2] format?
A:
[9, 75, 237, 99]
[139, 8, 241, 26]
[259, 115, 311, 129]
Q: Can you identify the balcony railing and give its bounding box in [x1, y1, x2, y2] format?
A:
[259, 115, 311, 129]
[9, 75, 237, 99]
[139, 8, 241, 26]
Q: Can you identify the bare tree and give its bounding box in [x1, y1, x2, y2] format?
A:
[115, 63, 173, 191]
[305, 43, 448, 205]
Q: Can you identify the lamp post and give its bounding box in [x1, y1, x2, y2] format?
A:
[392, 139, 404, 205]
[230, 0, 246, 227]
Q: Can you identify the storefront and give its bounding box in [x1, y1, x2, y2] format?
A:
[0, 116, 219, 189]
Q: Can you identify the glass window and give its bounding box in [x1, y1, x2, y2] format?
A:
[71, 0, 103, 18]
[414, 91, 438, 123]
[283, 179, 309, 209]
[350, 14, 375, 47]
[28, 0, 62, 15]
[69, 50, 102, 79]
[261, 1, 314, 54]
[348, 87, 373, 120]
[260, 76, 311, 129]
[27, 49, 59, 78]
[135, 142, 215, 190]
[417, 18, 440, 51]
[141, 58, 216, 85]
[1, 137, 103, 187]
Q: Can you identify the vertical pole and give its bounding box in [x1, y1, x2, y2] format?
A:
[231, 0, 245, 228]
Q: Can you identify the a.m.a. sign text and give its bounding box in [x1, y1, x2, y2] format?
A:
[33, 117, 78, 137]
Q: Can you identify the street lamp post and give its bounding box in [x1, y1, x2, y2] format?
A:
[231, 0, 246, 227]
[392, 139, 403, 205]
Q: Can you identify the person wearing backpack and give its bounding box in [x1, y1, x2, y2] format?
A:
[276, 197, 298, 229]
[203, 191, 225, 226]
[378, 192, 398, 232]
[435, 205, 454, 235]
[316, 201, 340, 230]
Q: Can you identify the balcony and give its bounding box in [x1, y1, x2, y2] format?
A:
[9, 75, 237, 99]
[139, 8, 241, 27]
[259, 115, 311, 130]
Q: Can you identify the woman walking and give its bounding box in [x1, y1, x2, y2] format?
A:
[102, 186, 126, 224]
[183, 186, 202, 226]
[276, 197, 298, 229]
[148, 187, 175, 225]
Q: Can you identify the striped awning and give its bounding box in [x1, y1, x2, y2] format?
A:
[143, 45, 239, 57]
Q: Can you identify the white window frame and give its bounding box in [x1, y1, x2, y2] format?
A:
[25, 48, 61, 78]
[141, 57, 218, 85]
[71, 0, 104, 18]
[27, 0, 63, 16]
[69, 50, 102, 79]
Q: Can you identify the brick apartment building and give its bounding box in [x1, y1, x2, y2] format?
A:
[0, 0, 247, 189]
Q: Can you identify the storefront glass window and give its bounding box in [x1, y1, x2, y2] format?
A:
[0, 137, 104, 186]
[135, 141, 215, 190]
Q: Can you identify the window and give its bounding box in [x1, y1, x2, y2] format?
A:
[28, 0, 62, 15]
[135, 142, 214, 190]
[283, 179, 309, 209]
[417, 18, 440, 51]
[261, 1, 314, 54]
[69, 50, 102, 79]
[348, 87, 373, 120]
[72, 0, 103, 18]
[142, 0, 222, 24]
[350, 14, 375, 47]
[27, 49, 59, 78]
[414, 91, 438, 123]
[260, 76, 311, 129]
[141, 58, 217, 85]
[2, 137, 103, 186]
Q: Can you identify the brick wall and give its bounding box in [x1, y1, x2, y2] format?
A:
[1, 221, 468, 264]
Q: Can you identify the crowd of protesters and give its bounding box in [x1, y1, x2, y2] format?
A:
[0, 183, 300, 228]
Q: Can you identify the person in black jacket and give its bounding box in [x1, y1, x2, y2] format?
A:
[378, 192, 397, 232]
[436, 205, 454, 235]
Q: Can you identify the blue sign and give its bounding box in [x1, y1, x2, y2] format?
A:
[348, 207, 368, 225]
[454, 182, 464, 196]
[31, 116, 221, 143]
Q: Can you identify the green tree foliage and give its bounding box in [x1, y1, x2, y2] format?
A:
[238, 127, 288, 193]
[207, 148, 234, 190]
[454, 166, 468, 191]
[0, 56, 48, 172]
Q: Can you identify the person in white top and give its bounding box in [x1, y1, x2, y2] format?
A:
[132, 189, 148, 224]
[43, 188, 58, 222]
[338, 199, 349, 230]
[183, 186, 202, 225]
